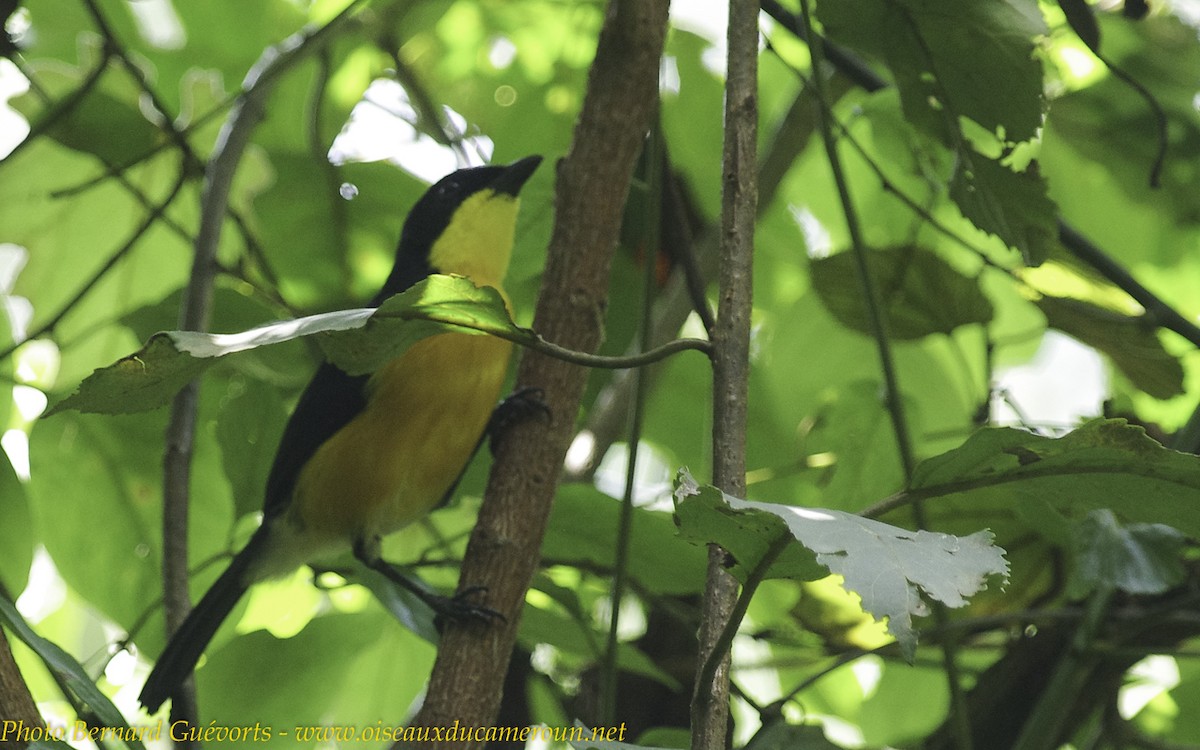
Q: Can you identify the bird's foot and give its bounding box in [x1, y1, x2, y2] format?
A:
[488, 387, 551, 453]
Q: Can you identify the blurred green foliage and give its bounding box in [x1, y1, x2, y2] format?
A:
[3, 0, 1200, 747]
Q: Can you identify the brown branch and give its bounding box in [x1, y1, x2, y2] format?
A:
[690, 0, 759, 747]
[157, 4, 368, 734]
[567, 75, 848, 482]
[402, 0, 671, 745]
[0, 629, 41, 744]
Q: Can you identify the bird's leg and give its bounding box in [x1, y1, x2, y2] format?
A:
[352, 537, 504, 625]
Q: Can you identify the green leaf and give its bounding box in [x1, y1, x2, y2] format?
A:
[0, 595, 145, 750]
[819, 0, 1046, 144]
[11, 73, 161, 167]
[672, 474, 826, 583]
[542, 485, 707, 595]
[1067, 509, 1186, 598]
[0, 454, 33, 594]
[820, 0, 1056, 264]
[810, 246, 994, 339]
[1046, 15, 1200, 224]
[517, 603, 680, 689]
[215, 378, 288, 519]
[316, 275, 532, 374]
[198, 611, 419, 729]
[673, 470, 1008, 658]
[46, 334, 210, 416]
[47, 275, 532, 415]
[27, 405, 233, 637]
[949, 155, 1058, 265]
[1035, 294, 1185, 400]
[909, 419, 1200, 538]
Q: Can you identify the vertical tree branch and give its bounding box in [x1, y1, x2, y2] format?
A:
[156, 6, 365, 734]
[691, 0, 759, 748]
[403, 0, 670, 745]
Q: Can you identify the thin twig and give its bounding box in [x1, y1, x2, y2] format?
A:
[796, 3, 974, 748]
[691, 0, 759, 746]
[600, 123, 663, 724]
[568, 74, 846, 482]
[694, 532, 789, 718]
[796, 0, 916, 491]
[158, 3, 369, 729]
[1058, 222, 1200, 350]
[0, 170, 188, 363]
[383, 42, 469, 160]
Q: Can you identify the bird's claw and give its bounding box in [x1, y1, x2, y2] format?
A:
[430, 585, 506, 630]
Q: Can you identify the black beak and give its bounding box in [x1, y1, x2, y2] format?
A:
[490, 155, 543, 197]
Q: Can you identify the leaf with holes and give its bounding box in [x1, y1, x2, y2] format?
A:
[673, 470, 1008, 659]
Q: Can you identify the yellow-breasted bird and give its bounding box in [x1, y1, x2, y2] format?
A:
[138, 155, 542, 714]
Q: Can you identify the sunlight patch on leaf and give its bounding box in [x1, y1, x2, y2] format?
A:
[1034, 294, 1184, 400]
[47, 275, 532, 416]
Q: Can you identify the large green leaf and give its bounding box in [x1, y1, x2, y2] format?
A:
[1035, 294, 1185, 400]
[47, 275, 532, 415]
[906, 419, 1200, 538]
[542, 484, 707, 595]
[12, 79, 161, 167]
[27, 404, 233, 636]
[810, 246, 993, 340]
[819, 0, 1046, 144]
[673, 470, 1008, 658]
[948, 154, 1058, 266]
[197, 610, 428, 733]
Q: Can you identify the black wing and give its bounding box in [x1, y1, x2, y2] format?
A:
[262, 362, 369, 519]
[262, 169, 449, 516]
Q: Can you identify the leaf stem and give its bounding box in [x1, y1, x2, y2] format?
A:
[797, 2, 973, 746]
[601, 122, 664, 724]
[796, 0, 916, 483]
[693, 531, 790, 715]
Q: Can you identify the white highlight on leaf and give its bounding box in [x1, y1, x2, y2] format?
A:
[169, 308, 375, 359]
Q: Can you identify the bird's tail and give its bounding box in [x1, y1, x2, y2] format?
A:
[138, 532, 265, 714]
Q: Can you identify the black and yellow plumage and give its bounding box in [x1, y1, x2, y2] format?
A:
[138, 155, 542, 714]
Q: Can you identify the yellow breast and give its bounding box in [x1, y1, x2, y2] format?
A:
[288, 331, 513, 543]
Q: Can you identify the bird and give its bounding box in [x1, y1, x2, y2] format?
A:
[138, 155, 543, 714]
